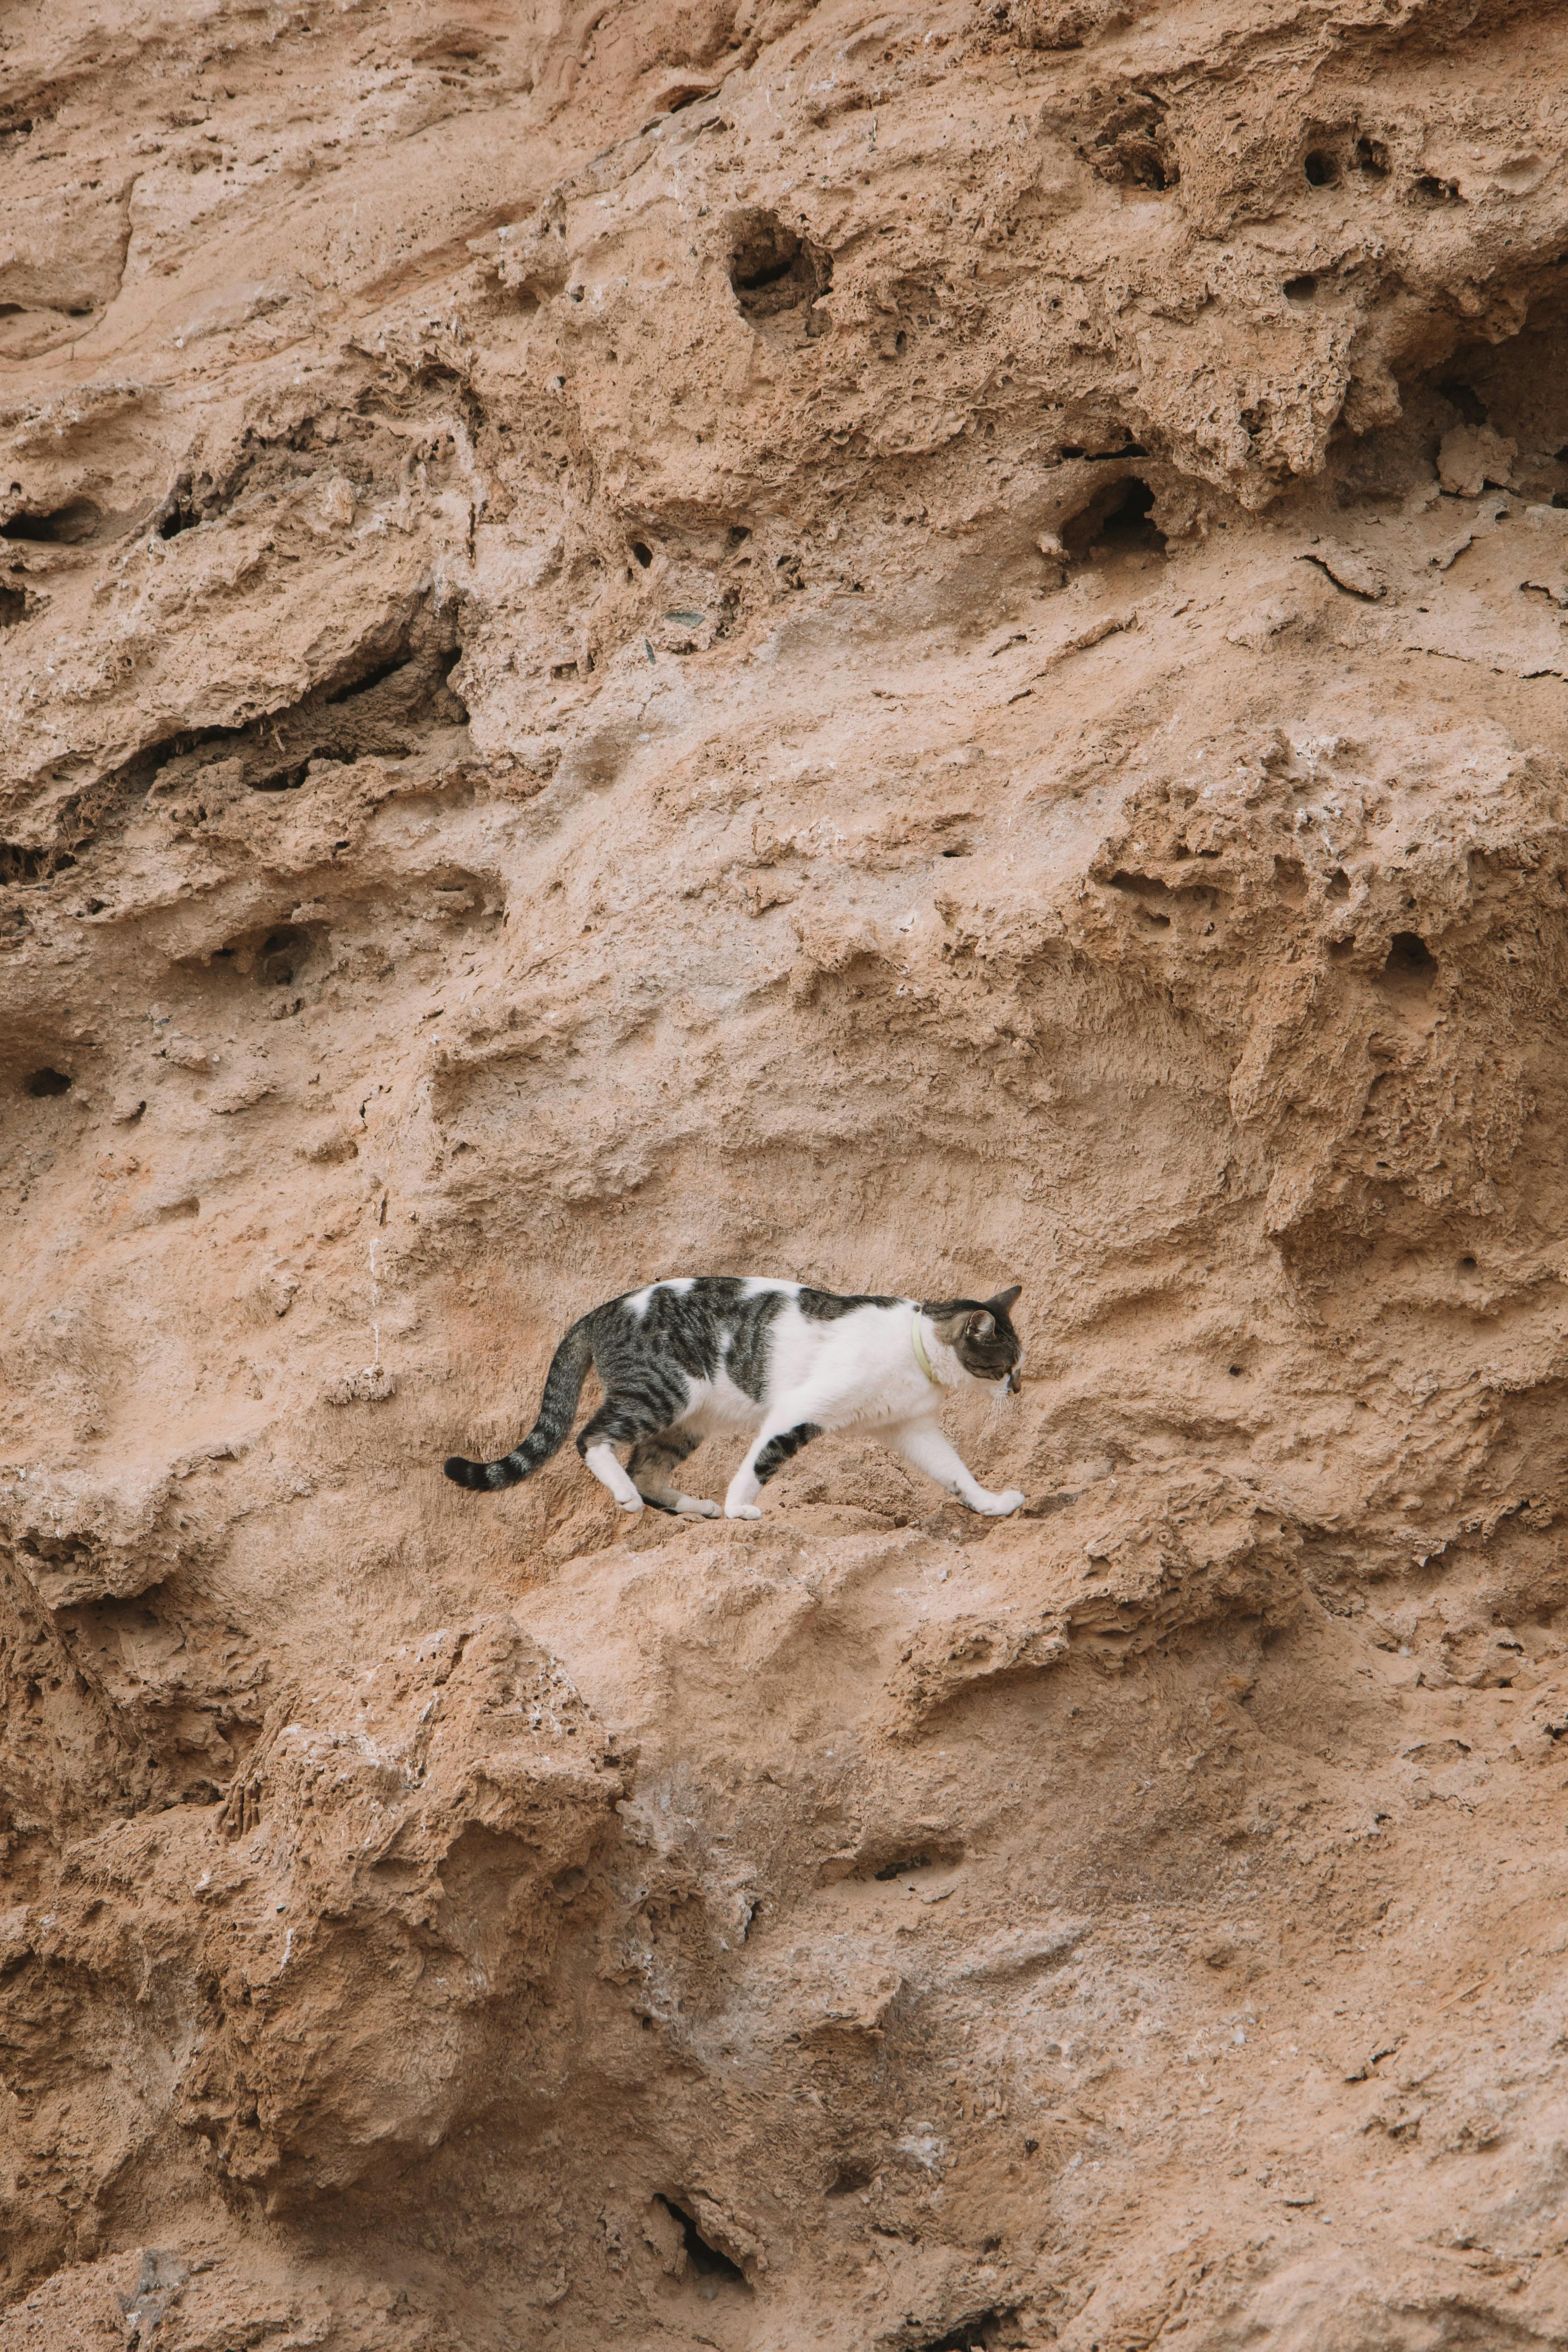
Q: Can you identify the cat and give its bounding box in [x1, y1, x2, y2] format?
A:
[444, 1276, 1026, 1521]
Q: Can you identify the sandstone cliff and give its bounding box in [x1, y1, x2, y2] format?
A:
[4, 1, 1568, 2346]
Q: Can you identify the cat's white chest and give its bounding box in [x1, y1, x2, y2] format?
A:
[768, 1299, 924, 1426]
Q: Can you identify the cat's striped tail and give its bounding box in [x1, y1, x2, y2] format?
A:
[443, 1315, 595, 1492]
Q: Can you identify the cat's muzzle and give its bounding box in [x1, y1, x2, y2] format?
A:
[1006, 1365, 1022, 1395]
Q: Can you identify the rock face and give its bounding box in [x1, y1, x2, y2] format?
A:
[5, 0, 1568, 2345]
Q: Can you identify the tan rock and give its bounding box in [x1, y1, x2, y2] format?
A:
[5, 1, 1568, 2346]
[1437, 423, 1518, 499]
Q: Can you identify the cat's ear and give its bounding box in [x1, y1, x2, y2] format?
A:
[986, 1285, 1022, 1319]
[967, 1310, 996, 1340]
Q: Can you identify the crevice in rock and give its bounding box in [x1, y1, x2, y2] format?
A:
[870, 1844, 960, 1879]
[1062, 476, 1166, 561]
[7, 600, 469, 883]
[727, 208, 832, 339]
[915, 2310, 1023, 2351]
[652, 2198, 751, 2290]
[1077, 93, 1178, 190]
[1, 498, 102, 545]
[153, 474, 202, 539]
[826, 2158, 875, 2196]
[0, 841, 54, 886]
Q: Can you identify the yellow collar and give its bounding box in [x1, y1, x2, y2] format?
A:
[911, 1311, 939, 1385]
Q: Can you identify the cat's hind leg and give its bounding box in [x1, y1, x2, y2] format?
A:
[890, 1417, 1023, 1517]
[724, 1410, 823, 1519]
[577, 1387, 688, 1515]
[628, 1430, 719, 1517]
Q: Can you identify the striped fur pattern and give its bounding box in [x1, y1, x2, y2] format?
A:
[444, 1275, 1025, 1522]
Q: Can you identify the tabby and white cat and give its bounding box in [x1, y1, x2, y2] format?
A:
[444, 1276, 1026, 1520]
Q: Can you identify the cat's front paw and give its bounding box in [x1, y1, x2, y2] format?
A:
[616, 1494, 644, 1514]
[973, 1488, 1025, 1517]
[725, 1501, 762, 1520]
[677, 1497, 723, 1518]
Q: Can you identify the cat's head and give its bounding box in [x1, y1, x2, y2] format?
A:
[927, 1286, 1023, 1390]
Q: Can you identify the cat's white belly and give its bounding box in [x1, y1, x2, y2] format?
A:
[665, 1295, 933, 1444]
[679, 1369, 766, 1435]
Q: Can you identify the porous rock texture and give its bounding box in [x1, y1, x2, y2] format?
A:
[5, 0, 1568, 2345]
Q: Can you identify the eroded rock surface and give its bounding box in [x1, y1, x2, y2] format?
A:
[4, 1, 1568, 2345]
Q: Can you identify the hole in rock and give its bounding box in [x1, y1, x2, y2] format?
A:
[0, 586, 25, 627]
[156, 479, 201, 539]
[0, 840, 53, 884]
[916, 2311, 1021, 2351]
[1459, 1255, 1478, 1271]
[1356, 134, 1389, 176]
[727, 208, 832, 324]
[827, 2160, 875, 2198]
[2, 497, 102, 544]
[653, 2198, 750, 2289]
[1063, 476, 1164, 561]
[1284, 274, 1318, 303]
[1304, 149, 1338, 186]
[1436, 377, 1486, 427]
[1085, 98, 1177, 190]
[865, 1840, 963, 1881]
[258, 926, 310, 987]
[1382, 930, 1436, 988]
[658, 81, 717, 115]
[1414, 173, 1462, 205]
[24, 1066, 71, 1096]
[630, 540, 653, 567]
